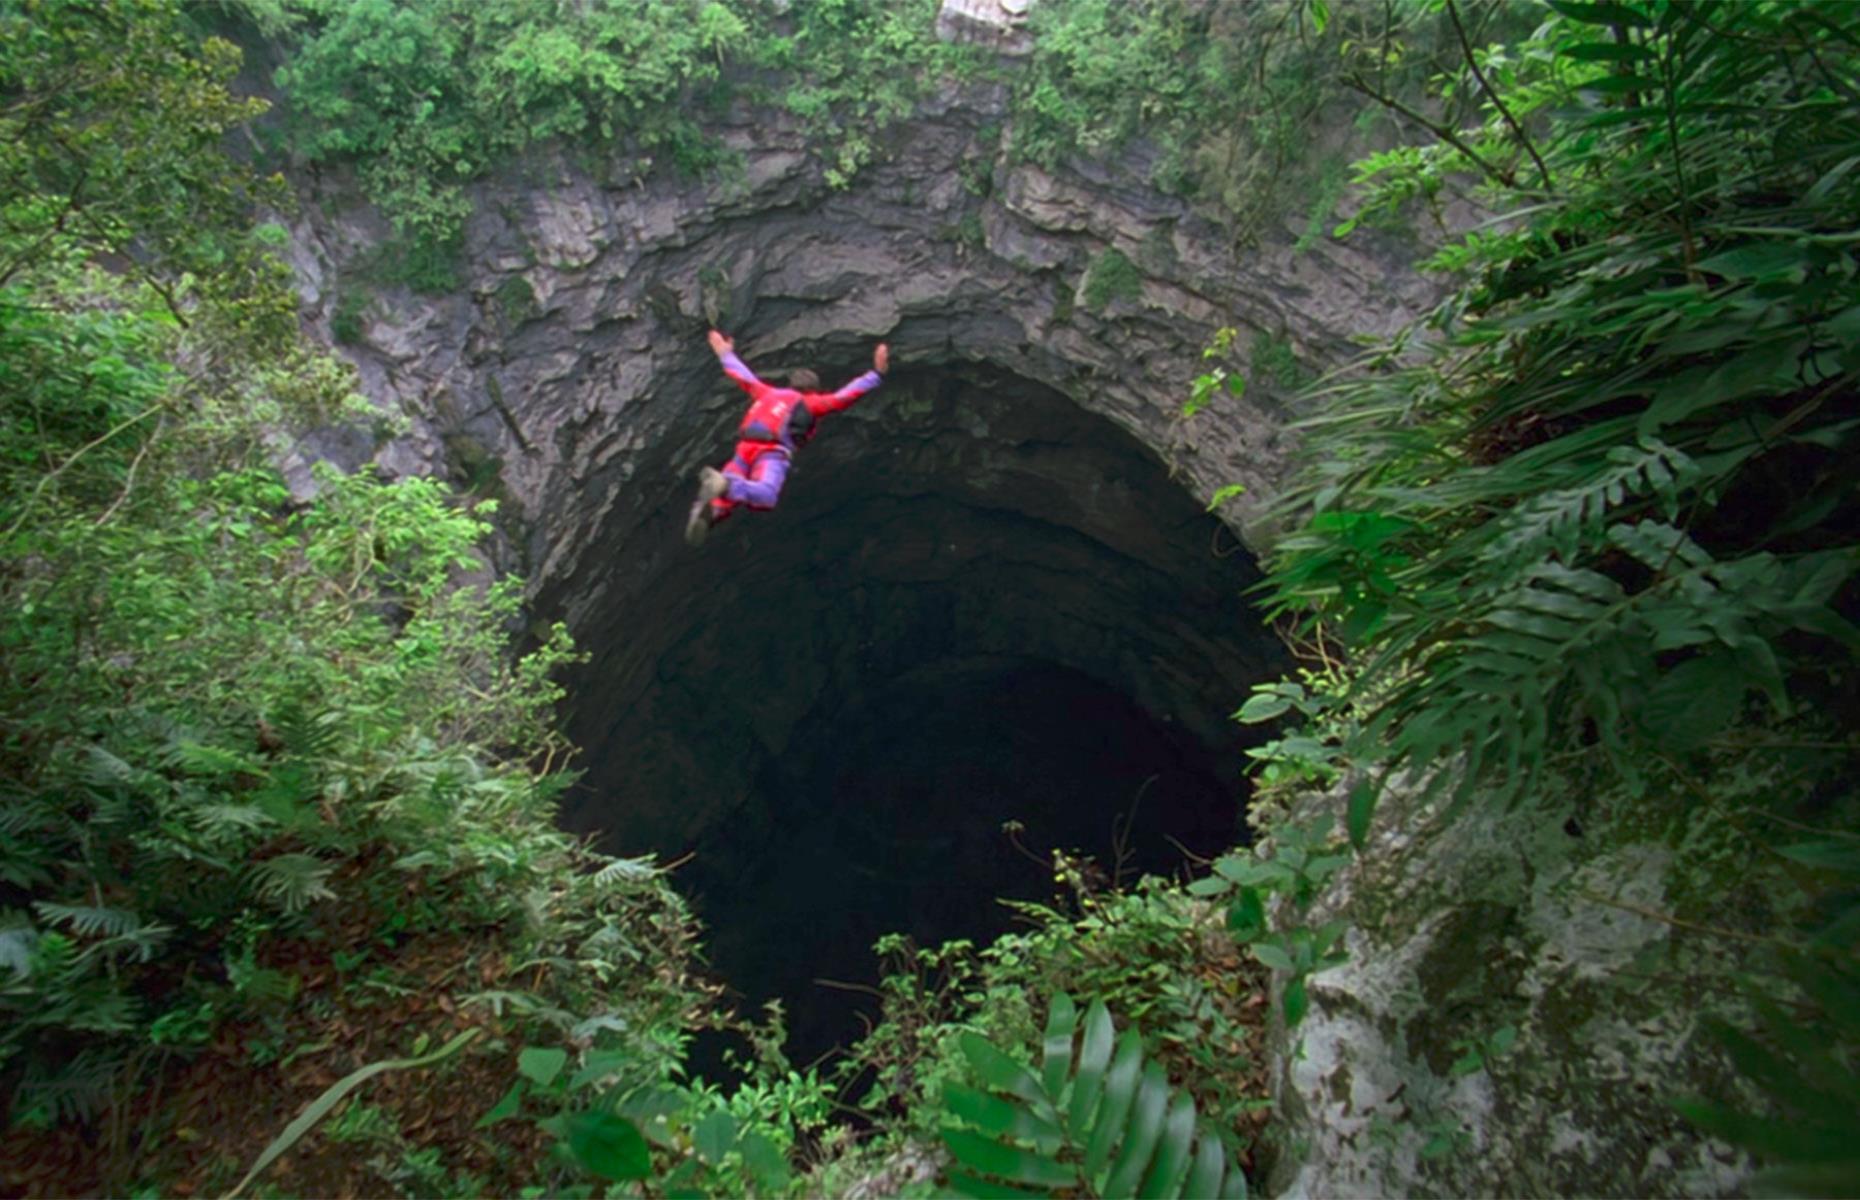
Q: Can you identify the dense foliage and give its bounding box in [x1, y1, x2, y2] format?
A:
[1, 3, 713, 1193]
[265, 0, 971, 256]
[1241, 0, 1860, 1190]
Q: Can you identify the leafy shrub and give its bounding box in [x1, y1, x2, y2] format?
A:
[939, 994, 1246, 1198]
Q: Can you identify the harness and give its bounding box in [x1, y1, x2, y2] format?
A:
[739, 388, 802, 445]
[733, 386, 816, 471]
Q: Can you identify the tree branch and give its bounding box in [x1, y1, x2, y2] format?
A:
[1344, 74, 1517, 190]
[1446, 0, 1552, 191]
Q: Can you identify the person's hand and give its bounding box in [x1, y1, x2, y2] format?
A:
[874, 342, 890, 375]
[708, 329, 733, 357]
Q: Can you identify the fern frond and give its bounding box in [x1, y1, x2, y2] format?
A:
[189, 803, 276, 837]
[249, 853, 336, 913]
[12, 1047, 126, 1126]
[1483, 439, 1697, 567]
[940, 994, 1244, 1199]
[31, 902, 144, 939]
[588, 856, 656, 892]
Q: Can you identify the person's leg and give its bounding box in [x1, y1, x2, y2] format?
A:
[686, 460, 740, 546]
[726, 450, 790, 510]
[709, 459, 747, 521]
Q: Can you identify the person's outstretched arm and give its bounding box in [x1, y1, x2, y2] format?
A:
[805, 342, 890, 416]
[709, 329, 763, 395]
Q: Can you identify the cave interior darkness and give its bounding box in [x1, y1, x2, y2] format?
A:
[546, 358, 1288, 1069]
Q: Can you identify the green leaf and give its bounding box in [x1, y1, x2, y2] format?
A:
[1226, 887, 1265, 939]
[694, 1109, 737, 1164]
[1188, 875, 1236, 897]
[739, 1131, 790, 1188]
[1137, 1093, 1197, 1199]
[1546, 0, 1653, 27]
[1560, 40, 1655, 62]
[941, 1128, 1077, 1189]
[1182, 1133, 1229, 1200]
[1207, 483, 1248, 513]
[959, 1032, 1044, 1104]
[1347, 780, 1375, 851]
[225, 1028, 481, 1198]
[1085, 1030, 1145, 1179]
[1067, 999, 1116, 1141]
[474, 1080, 525, 1129]
[1252, 943, 1295, 972]
[1042, 992, 1077, 1100]
[1694, 242, 1811, 281]
[1235, 692, 1292, 723]
[517, 1046, 567, 1088]
[566, 1111, 652, 1181]
[945, 1170, 1049, 1199]
[1284, 974, 1310, 1026]
[945, 1084, 1063, 1153]
[1102, 1061, 1170, 1199]
[1638, 651, 1744, 748]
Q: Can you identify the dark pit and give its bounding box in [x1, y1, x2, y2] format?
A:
[544, 362, 1286, 1066]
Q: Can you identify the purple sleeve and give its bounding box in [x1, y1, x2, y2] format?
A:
[719, 350, 763, 394]
[806, 369, 883, 416]
[725, 451, 790, 507]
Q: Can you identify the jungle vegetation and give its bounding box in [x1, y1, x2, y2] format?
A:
[2, 0, 1856, 1196]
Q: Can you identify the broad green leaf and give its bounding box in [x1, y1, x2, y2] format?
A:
[941, 1128, 1076, 1189]
[1214, 856, 1285, 887]
[1546, 0, 1653, 25]
[1067, 999, 1116, 1141]
[740, 1132, 790, 1188]
[1778, 841, 1860, 875]
[1137, 1093, 1197, 1199]
[1347, 780, 1375, 851]
[474, 1080, 525, 1129]
[1694, 242, 1810, 281]
[1284, 975, 1310, 1026]
[1102, 1062, 1170, 1199]
[1235, 693, 1292, 723]
[1042, 992, 1077, 1100]
[945, 1170, 1049, 1199]
[1252, 942, 1295, 972]
[1188, 875, 1236, 897]
[959, 1032, 1044, 1103]
[517, 1046, 568, 1088]
[945, 1083, 1063, 1153]
[694, 1109, 738, 1165]
[566, 1111, 652, 1182]
[1226, 887, 1265, 939]
[1578, 73, 1660, 94]
[1182, 1133, 1229, 1200]
[1084, 1030, 1144, 1179]
[1638, 652, 1743, 748]
[1560, 40, 1655, 62]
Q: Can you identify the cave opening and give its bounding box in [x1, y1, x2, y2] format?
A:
[543, 360, 1287, 1069]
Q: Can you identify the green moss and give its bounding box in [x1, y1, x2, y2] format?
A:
[1082, 247, 1142, 312]
[494, 275, 539, 327]
[330, 287, 369, 346]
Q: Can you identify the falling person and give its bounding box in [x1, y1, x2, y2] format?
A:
[684, 329, 890, 546]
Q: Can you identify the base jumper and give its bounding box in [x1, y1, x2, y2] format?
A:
[684, 329, 890, 546]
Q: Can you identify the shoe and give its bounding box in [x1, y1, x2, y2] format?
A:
[684, 497, 714, 547]
[698, 467, 729, 503]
